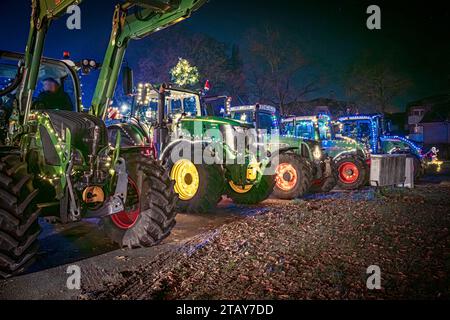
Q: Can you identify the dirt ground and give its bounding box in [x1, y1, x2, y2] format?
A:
[82, 176, 450, 300]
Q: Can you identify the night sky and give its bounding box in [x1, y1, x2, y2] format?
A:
[1, 0, 449, 110]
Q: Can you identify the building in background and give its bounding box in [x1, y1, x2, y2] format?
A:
[406, 94, 450, 159]
[406, 94, 450, 143]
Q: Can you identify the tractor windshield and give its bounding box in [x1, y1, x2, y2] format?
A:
[0, 59, 18, 111]
[288, 120, 316, 140]
[232, 110, 254, 123]
[341, 120, 372, 141]
[133, 87, 201, 123]
[231, 110, 279, 134]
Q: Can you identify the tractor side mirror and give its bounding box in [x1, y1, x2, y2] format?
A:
[123, 66, 134, 96]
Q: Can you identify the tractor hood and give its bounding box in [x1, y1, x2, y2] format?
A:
[181, 116, 254, 128]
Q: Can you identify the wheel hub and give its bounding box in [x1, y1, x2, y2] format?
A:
[339, 162, 360, 184]
[171, 159, 200, 201]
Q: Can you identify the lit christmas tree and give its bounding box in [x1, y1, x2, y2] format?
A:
[170, 58, 199, 87]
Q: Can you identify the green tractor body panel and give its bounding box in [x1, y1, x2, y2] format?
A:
[180, 116, 253, 133]
[229, 105, 331, 182]
[282, 114, 370, 162]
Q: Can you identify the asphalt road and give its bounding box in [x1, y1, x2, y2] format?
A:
[0, 198, 271, 300]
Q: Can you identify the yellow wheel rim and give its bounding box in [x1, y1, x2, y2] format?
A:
[170, 159, 200, 201]
[228, 181, 253, 194]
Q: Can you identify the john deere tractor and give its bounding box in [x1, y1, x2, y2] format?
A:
[108, 84, 275, 213]
[229, 105, 336, 199]
[0, 0, 205, 278]
[282, 114, 370, 190]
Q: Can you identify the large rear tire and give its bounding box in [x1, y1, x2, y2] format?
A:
[272, 153, 312, 199]
[335, 155, 368, 190]
[0, 154, 41, 278]
[102, 156, 177, 248]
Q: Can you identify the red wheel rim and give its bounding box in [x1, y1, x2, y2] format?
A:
[111, 178, 140, 230]
[338, 162, 360, 184]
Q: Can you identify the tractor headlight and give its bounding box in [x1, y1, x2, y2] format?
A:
[313, 145, 323, 160]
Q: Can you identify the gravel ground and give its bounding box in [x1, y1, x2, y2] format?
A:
[83, 181, 450, 300]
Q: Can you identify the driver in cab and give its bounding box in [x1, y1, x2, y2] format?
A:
[35, 77, 73, 111]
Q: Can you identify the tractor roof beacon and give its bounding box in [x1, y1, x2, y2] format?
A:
[229, 105, 337, 198]
[283, 114, 370, 190]
[0, 0, 206, 278]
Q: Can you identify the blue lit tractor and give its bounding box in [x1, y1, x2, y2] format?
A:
[337, 114, 427, 179]
[282, 114, 371, 190]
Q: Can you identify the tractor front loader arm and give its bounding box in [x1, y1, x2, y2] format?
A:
[90, 0, 207, 120]
[21, 0, 83, 124]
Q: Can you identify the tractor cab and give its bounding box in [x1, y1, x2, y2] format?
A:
[337, 114, 423, 156]
[337, 114, 384, 153]
[0, 51, 80, 113]
[132, 83, 202, 125]
[281, 114, 334, 141]
[0, 50, 85, 145]
[230, 104, 280, 135]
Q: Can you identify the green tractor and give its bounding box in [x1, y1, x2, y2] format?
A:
[282, 114, 371, 190]
[229, 105, 337, 199]
[0, 0, 206, 278]
[108, 84, 275, 213]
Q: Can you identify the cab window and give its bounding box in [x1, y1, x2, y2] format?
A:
[318, 120, 332, 140]
[295, 121, 315, 140]
[257, 112, 278, 133]
[33, 63, 77, 111]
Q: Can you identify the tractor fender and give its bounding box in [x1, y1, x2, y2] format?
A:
[333, 151, 366, 165]
[107, 122, 148, 147]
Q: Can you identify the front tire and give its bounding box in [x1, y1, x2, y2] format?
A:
[0, 154, 41, 278]
[103, 156, 177, 248]
[272, 153, 312, 199]
[335, 155, 368, 190]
